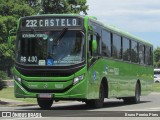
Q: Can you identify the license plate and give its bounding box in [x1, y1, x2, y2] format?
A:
[38, 93, 52, 98]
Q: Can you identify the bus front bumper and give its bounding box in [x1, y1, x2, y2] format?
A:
[14, 79, 87, 100]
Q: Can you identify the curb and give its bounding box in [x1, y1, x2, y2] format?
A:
[0, 98, 36, 107]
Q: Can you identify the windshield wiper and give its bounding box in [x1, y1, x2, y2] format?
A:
[54, 27, 68, 45]
[31, 28, 41, 41]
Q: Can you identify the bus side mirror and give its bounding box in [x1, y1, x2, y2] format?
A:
[8, 28, 16, 47]
[92, 39, 97, 53]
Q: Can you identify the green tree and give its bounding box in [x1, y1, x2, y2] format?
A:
[32, 0, 88, 14]
[154, 47, 160, 68]
[0, 0, 36, 76]
[25, 0, 41, 13]
[67, 0, 88, 14]
[154, 47, 160, 62]
[0, 0, 88, 77]
[42, 0, 69, 14]
[0, 71, 7, 90]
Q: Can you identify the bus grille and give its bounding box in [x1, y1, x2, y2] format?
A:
[19, 71, 72, 77]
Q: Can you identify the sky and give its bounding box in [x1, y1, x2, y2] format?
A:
[87, 0, 160, 49]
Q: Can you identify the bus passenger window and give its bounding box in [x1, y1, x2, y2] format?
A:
[131, 41, 138, 63]
[122, 38, 130, 61]
[112, 34, 121, 59]
[145, 46, 152, 65]
[139, 44, 145, 64]
[102, 30, 111, 57]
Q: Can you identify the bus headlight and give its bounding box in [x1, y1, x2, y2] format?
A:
[14, 75, 22, 84]
[73, 74, 84, 85]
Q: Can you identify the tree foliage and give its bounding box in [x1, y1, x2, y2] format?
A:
[154, 47, 160, 68]
[0, 71, 7, 90]
[28, 0, 88, 14]
[0, 0, 35, 76]
[67, 0, 88, 14]
[0, 0, 88, 77]
[154, 47, 160, 62]
[0, 0, 88, 89]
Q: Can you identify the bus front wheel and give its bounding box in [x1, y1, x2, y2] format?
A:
[37, 98, 53, 109]
[85, 84, 105, 108]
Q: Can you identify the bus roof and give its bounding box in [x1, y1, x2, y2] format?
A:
[20, 14, 84, 19]
[20, 14, 152, 47]
[86, 16, 152, 47]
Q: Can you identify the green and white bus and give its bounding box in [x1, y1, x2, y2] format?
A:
[13, 14, 153, 109]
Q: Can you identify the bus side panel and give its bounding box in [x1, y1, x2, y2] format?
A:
[104, 59, 131, 98]
[105, 59, 153, 98]
[87, 59, 111, 99]
[87, 58, 153, 99]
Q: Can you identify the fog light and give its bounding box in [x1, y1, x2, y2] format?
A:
[73, 74, 84, 85]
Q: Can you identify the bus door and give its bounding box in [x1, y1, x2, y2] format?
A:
[87, 32, 101, 99]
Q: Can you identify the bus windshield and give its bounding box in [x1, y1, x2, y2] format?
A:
[16, 30, 85, 66]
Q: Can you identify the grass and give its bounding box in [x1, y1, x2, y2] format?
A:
[153, 83, 160, 92]
[0, 87, 36, 104]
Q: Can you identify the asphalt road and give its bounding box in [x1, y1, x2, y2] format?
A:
[1, 92, 160, 119]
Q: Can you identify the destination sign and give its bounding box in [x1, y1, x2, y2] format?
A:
[22, 18, 81, 28]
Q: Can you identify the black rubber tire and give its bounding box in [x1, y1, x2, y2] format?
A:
[37, 98, 53, 109]
[155, 81, 159, 83]
[134, 83, 140, 103]
[123, 83, 140, 104]
[85, 84, 105, 108]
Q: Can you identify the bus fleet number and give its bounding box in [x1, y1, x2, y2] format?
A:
[28, 56, 37, 63]
[20, 56, 37, 63]
[26, 20, 37, 27]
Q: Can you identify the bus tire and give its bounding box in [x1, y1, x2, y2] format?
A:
[37, 98, 53, 109]
[123, 83, 140, 104]
[133, 82, 141, 103]
[85, 84, 104, 108]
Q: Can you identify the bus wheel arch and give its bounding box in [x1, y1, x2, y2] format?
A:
[85, 78, 108, 108]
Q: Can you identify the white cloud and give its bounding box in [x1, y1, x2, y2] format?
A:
[87, 0, 160, 32]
